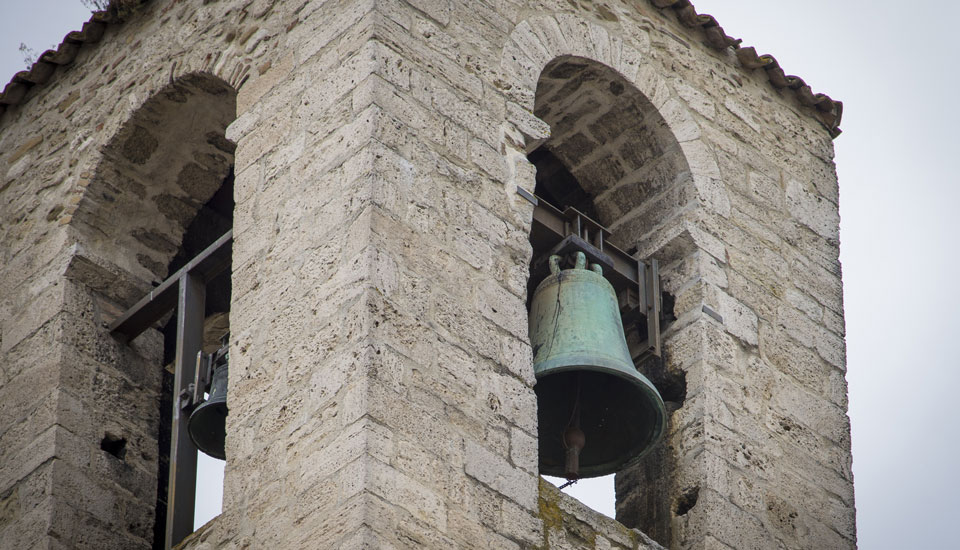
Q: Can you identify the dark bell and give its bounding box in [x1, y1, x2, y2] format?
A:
[529, 252, 666, 479]
[187, 361, 228, 460]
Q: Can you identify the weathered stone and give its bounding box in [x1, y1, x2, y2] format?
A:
[119, 126, 159, 165]
[785, 178, 841, 240]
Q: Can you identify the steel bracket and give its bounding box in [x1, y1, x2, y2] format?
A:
[522, 190, 663, 361]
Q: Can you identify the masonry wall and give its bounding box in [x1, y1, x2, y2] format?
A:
[0, 1, 853, 549]
[0, 1, 288, 547]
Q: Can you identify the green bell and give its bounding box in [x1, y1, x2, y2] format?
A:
[529, 252, 666, 480]
[187, 362, 228, 459]
[188, 339, 230, 460]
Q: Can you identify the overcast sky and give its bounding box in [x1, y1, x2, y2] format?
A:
[3, 1, 958, 547]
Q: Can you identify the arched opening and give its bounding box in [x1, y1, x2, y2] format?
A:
[529, 57, 692, 246]
[69, 72, 237, 548]
[74, 72, 236, 284]
[525, 56, 688, 542]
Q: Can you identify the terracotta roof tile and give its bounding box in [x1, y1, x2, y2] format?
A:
[649, 0, 842, 136]
[0, 2, 142, 120]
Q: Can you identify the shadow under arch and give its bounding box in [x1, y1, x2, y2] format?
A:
[530, 55, 694, 252]
[64, 71, 238, 548]
[525, 55, 691, 546]
[70, 72, 237, 290]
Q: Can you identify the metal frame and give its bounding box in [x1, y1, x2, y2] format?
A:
[521, 191, 663, 361]
[109, 229, 232, 550]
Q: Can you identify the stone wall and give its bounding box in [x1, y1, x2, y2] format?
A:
[538, 480, 665, 550]
[0, 1, 853, 549]
[0, 1, 286, 547]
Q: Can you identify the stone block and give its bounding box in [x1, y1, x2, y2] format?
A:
[465, 440, 537, 510]
[500, 497, 543, 545]
[785, 179, 840, 240]
[708, 286, 759, 347]
[296, 0, 375, 65]
[408, 0, 452, 26]
[509, 427, 537, 474]
[0, 280, 64, 355]
[237, 53, 294, 114]
[366, 456, 447, 530]
[674, 79, 716, 120]
[775, 302, 845, 369]
[747, 169, 783, 209]
[0, 500, 51, 550]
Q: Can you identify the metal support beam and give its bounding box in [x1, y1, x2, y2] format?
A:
[164, 272, 205, 549]
[109, 230, 232, 340]
[529, 199, 643, 301]
[642, 259, 662, 359]
[108, 230, 232, 550]
[524, 191, 663, 361]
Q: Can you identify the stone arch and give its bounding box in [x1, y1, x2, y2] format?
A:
[501, 14, 719, 545]
[69, 71, 238, 287]
[500, 13, 726, 258]
[530, 55, 692, 251]
[62, 70, 238, 546]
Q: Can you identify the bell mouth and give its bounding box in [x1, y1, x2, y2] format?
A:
[535, 369, 665, 478]
[187, 400, 228, 460]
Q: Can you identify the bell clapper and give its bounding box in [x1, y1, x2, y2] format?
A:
[562, 374, 586, 480]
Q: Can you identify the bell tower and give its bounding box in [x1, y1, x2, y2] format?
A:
[0, 1, 852, 549]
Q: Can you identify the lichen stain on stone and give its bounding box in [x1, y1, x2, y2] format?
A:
[538, 479, 601, 549]
[538, 478, 565, 531]
[176, 162, 221, 200]
[121, 125, 159, 165]
[537, 477, 645, 549]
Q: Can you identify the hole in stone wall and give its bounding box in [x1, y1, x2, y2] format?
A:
[660, 291, 677, 325]
[634, 292, 684, 406]
[636, 355, 686, 406]
[101, 433, 128, 460]
[674, 485, 699, 516]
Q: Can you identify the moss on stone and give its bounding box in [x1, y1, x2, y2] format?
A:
[538, 478, 565, 547]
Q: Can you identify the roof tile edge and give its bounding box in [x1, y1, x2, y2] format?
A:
[0, 0, 149, 121]
[649, 0, 842, 137]
[0, 0, 842, 137]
